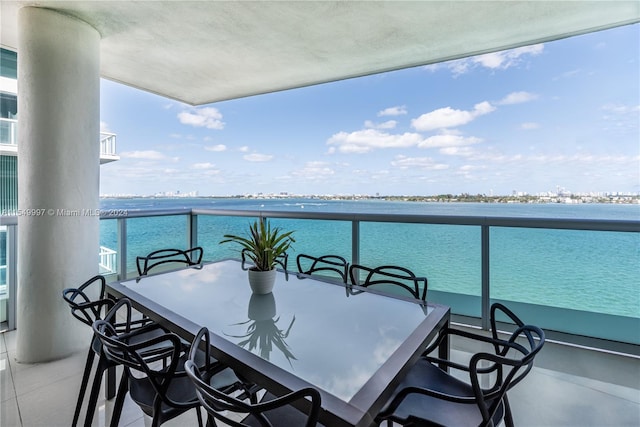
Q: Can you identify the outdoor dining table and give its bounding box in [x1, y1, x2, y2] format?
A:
[106, 259, 450, 427]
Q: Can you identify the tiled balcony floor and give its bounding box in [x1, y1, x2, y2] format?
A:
[1, 327, 639, 427]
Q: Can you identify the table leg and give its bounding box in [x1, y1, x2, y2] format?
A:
[438, 319, 450, 372]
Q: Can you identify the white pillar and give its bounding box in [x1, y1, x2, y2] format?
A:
[17, 7, 100, 363]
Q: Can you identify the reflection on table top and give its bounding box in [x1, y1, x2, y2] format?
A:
[109, 259, 450, 427]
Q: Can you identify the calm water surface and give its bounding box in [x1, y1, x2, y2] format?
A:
[99, 198, 639, 318]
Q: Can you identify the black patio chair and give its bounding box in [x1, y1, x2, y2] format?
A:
[376, 303, 545, 427]
[93, 299, 246, 427]
[296, 253, 349, 283]
[136, 247, 204, 277]
[185, 327, 323, 427]
[349, 264, 428, 302]
[62, 275, 163, 427]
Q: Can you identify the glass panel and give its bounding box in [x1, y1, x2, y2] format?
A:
[0, 48, 17, 80]
[0, 94, 18, 120]
[99, 219, 118, 277]
[490, 228, 640, 344]
[360, 222, 481, 317]
[270, 217, 352, 261]
[197, 215, 261, 261]
[126, 215, 188, 276]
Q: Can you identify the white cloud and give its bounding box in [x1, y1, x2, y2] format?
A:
[291, 161, 335, 178]
[177, 107, 225, 129]
[601, 103, 640, 132]
[193, 162, 215, 169]
[418, 133, 482, 149]
[390, 155, 449, 170]
[440, 146, 476, 156]
[205, 144, 227, 152]
[364, 120, 397, 130]
[498, 91, 538, 105]
[411, 102, 495, 131]
[100, 121, 110, 133]
[327, 129, 424, 154]
[239, 146, 250, 152]
[120, 150, 168, 160]
[601, 103, 640, 115]
[553, 69, 581, 81]
[244, 153, 273, 162]
[425, 44, 544, 76]
[377, 106, 407, 116]
[520, 122, 540, 130]
[474, 44, 544, 69]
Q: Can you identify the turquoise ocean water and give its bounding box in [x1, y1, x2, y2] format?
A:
[99, 198, 640, 319]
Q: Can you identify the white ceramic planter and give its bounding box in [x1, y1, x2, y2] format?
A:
[248, 269, 276, 294]
[248, 292, 276, 320]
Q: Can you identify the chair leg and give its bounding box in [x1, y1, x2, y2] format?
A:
[109, 370, 129, 427]
[205, 414, 217, 427]
[196, 407, 203, 427]
[503, 395, 515, 427]
[72, 347, 95, 427]
[83, 353, 110, 427]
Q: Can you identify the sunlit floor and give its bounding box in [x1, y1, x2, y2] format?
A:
[1, 327, 639, 427]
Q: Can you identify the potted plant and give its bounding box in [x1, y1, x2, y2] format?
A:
[220, 218, 295, 293]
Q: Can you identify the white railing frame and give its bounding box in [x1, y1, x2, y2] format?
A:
[99, 132, 117, 156]
[1, 119, 116, 157]
[99, 245, 117, 274]
[0, 117, 18, 146]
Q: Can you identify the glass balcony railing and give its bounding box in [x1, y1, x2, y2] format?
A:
[0, 117, 117, 158]
[0, 118, 17, 147]
[2, 208, 639, 354]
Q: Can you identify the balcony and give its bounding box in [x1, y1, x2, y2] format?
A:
[0, 208, 638, 425]
[0, 118, 119, 164]
[0, 324, 638, 426]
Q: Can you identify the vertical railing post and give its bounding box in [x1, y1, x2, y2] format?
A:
[481, 224, 490, 330]
[352, 220, 360, 266]
[117, 217, 128, 280]
[189, 212, 198, 257]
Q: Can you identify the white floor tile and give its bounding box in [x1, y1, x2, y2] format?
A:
[0, 397, 21, 427]
[0, 352, 17, 403]
[16, 374, 80, 427]
[3, 330, 16, 353]
[8, 348, 87, 397]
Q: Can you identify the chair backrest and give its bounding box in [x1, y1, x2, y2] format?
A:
[296, 253, 349, 283]
[93, 299, 187, 409]
[136, 247, 204, 277]
[62, 275, 114, 327]
[349, 264, 428, 301]
[468, 323, 545, 425]
[186, 327, 322, 427]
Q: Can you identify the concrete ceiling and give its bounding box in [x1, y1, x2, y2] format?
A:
[1, 1, 639, 106]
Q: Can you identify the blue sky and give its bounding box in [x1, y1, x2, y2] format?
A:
[99, 24, 639, 197]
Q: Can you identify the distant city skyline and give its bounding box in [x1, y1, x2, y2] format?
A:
[99, 24, 639, 197]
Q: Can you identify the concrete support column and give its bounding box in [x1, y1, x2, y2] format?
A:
[17, 7, 100, 362]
